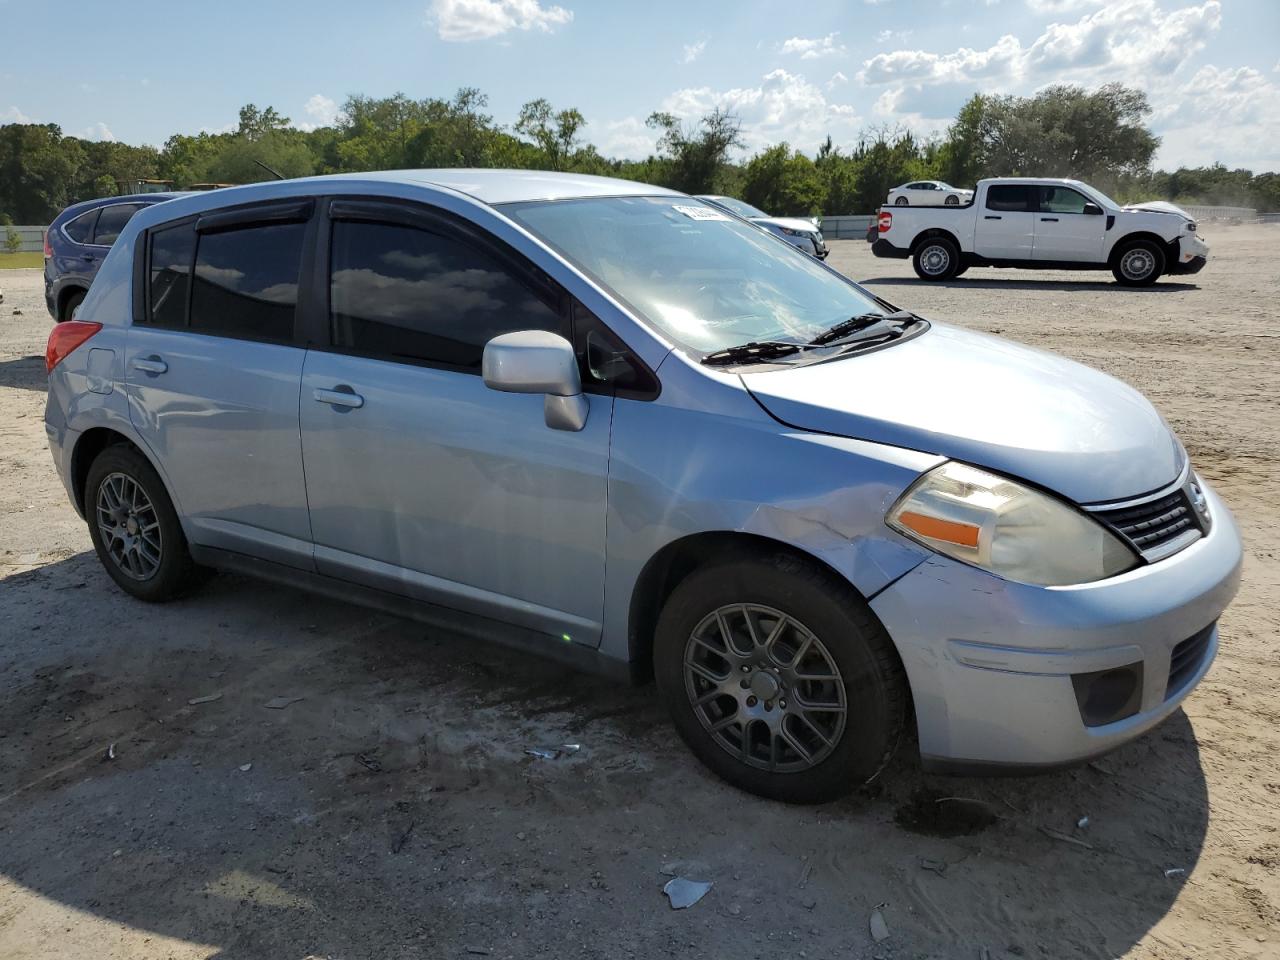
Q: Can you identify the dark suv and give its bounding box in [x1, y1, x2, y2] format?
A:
[44, 193, 180, 321]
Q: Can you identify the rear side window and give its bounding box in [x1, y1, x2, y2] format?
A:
[190, 222, 306, 342]
[63, 210, 98, 244]
[93, 204, 143, 245]
[330, 220, 565, 369]
[985, 185, 1031, 212]
[147, 223, 196, 329]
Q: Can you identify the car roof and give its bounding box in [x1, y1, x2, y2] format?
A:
[981, 177, 1086, 186]
[55, 192, 188, 222]
[311, 169, 680, 205]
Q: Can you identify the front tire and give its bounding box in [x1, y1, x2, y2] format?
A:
[85, 444, 204, 601]
[944, 194, 959, 205]
[912, 236, 961, 281]
[654, 552, 907, 803]
[894, 196, 909, 206]
[1112, 240, 1165, 286]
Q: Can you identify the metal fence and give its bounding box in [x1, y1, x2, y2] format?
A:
[818, 215, 874, 239]
[3, 225, 46, 253]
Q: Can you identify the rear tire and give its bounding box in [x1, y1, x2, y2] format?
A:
[1111, 240, 1165, 286]
[912, 236, 961, 281]
[944, 194, 959, 205]
[654, 552, 908, 804]
[85, 444, 205, 602]
[60, 289, 85, 322]
[894, 196, 909, 206]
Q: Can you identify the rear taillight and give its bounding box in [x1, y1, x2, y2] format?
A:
[878, 211, 893, 233]
[45, 321, 102, 372]
[43, 230, 52, 258]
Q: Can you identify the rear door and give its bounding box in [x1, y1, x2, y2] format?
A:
[298, 198, 613, 645]
[973, 185, 1035, 259]
[1031, 185, 1107, 263]
[124, 201, 315, 569]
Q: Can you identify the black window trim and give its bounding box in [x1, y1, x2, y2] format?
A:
[61, 208, 100, 247]
[315, 195, 660, 399]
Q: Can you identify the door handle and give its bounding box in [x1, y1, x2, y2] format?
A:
[132, 356, 168, 375]
[1040, 217, 1059, 222]
[983, 215, 1002, 220]
[313, 386, 364, 409]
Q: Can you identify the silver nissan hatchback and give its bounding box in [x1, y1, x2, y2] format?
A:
[44, 170, 1243, 802]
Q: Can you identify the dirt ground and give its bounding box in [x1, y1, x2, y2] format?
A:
[1, 226, 1277, 960]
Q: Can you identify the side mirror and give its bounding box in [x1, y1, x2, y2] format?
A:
[482, 330, 588, 432]
[1082, 202, 1103, 216]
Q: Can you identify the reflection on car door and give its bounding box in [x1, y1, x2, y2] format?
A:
[124, 204, 314, 568]
[974, 185, 1035, 259]
[298, 200, 612, 647]
[1031, 186, 1107, 263]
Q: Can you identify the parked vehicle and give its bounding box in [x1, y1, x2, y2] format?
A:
[873, 178, 1208, 286]
[886, 180, 974, 207]
[44, 193, 182, 321]
[45, 170, 1242, 802]
[696, 194, 828, 259]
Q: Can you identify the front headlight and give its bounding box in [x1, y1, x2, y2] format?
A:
[886, 462, 1138, 586]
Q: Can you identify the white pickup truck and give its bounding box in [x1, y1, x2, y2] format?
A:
[871, 177, 1208, 286]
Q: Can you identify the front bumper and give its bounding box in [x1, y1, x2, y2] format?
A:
[1168, 234, 1209, 275]
[870, 481, 1243, 771]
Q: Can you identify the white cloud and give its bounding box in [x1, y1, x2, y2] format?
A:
[1155, 65, 1280, 171]
[298, 94, 340, 131]
[1025, 0, 1101, 12]
[876, 29, 912, 44]
[780, 32, 846, 60]
[682, 39, 707, 64]
[2, 105, 32, 124]
[826, 71, 848, 89]
[427, 0, 572, 42]
[82, 122, 115, 142]
[598, 116, 656, 160]
[661, 68, 861, 153]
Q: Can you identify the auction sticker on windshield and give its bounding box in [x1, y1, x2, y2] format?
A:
[673, 204, 729, 221]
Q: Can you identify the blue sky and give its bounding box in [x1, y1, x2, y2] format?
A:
[2, 0, 1277, 171]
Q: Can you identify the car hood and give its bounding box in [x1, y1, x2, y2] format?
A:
[743, 323, 1185, 504]
[753, 216, 819, 233]
[1122, 200, 1193, 220]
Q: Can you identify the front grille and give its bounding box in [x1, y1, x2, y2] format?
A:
[1093, 488, 1202, 560]
[1166, 624, 1214, 698]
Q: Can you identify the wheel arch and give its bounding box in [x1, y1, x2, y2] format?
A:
[55, 284, 88, 322]
[909, 228, 961, 253]
[626, 531, 892, 684]
[70, 426, 177, 518]
[1108, 231, 1173, 266]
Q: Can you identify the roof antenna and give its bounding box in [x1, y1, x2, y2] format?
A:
[253, 159, 286, 181]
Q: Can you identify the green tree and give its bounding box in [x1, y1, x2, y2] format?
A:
[0, 123, 85, 222]
[646, 108, 743, 194]
[740, 143, 825, 215]
[237, 104, 291, 141]
[936, 94, 988, 189]
[515, 98, 586, 171]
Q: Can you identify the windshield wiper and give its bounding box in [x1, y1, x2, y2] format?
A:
[808, 310, 918, 347]
[701, 340, 809, 366]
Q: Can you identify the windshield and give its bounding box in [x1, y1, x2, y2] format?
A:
[503, 196, 884, 353]
[703, 196, 770, 219]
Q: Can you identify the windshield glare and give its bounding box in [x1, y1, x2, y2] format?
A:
[706, 196, 769, 220]
[504, 196, 883, 353]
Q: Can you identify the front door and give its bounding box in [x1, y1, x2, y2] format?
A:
[299, 201, 612, 645]
[1031, 185, 1107, 263]
[125, 204, 314, 569]
[973, 184, 1035, 260]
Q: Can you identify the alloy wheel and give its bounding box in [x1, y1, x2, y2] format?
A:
[683, 603, 847, 772]
[96, 472, 163, 580]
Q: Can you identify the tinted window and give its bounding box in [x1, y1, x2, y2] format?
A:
[1037, 186, 1091, 214]
[190, 222, 305, 342]
[93, 204, 143, 245]
[63, 210, 98, 244]
[148, 223, 196, 329]
[330, 220, 564, 369]
[986, 185, 1031, 212]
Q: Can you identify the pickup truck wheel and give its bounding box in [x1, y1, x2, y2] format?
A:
[1112, 241, 1165, 286]
[894, 196, 908, 206]
[944, 195, 959, 205]
[654, 552, 907, 803]
[912, 237, 960, 281]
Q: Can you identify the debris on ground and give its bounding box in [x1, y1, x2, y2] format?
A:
[663, 877, 712, 909]
[1039, 826, 1094, 850]
[524, 743, 581, 760]
[187, 693, 222, 705]
[798, 861, 813, 888]
[919, 857, 948, 877]
[392, 820, 415, 854]
[1164, 867, 1187, 879]
[870, 904, 890, 942]
[356, 752, 382, 773]
[263, 695, 304, 710]
[238, 763, 252, 772]
[465, 948, 491, 956]
[1076, 816, 1090, 830]
[102, 742, 116, 762]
